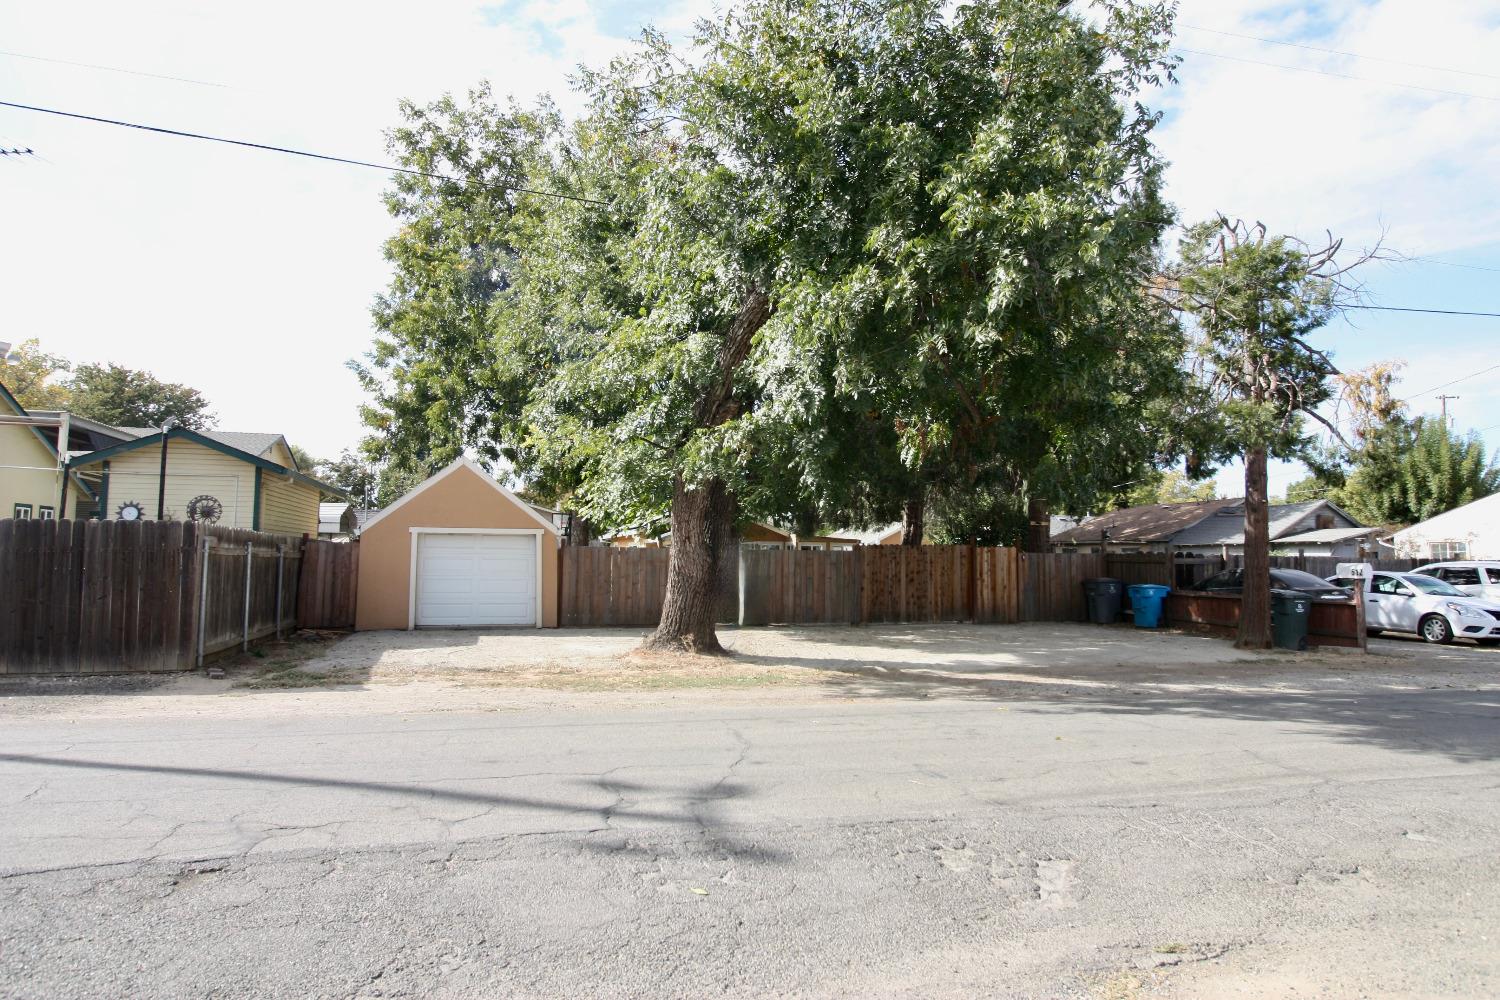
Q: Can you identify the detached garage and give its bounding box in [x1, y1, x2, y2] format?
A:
[355, 458, 561, 630]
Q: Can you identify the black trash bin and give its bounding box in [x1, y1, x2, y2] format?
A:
[1271, 589, 1312, 651]
[1083, 578, 1124, 624]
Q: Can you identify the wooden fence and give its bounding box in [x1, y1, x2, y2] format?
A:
[1165, 590, 1364, 649]
[561, 545, 1109, 628]
[0, 519, 357, 675]
[299, 539, 359, 628]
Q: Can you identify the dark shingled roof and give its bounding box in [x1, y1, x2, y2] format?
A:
[1051, 498, 1243, 545]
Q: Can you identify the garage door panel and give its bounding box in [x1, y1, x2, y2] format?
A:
[416, 534, 537, 627]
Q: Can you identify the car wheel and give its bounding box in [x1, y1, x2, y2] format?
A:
[1419, 614, 1453, 645]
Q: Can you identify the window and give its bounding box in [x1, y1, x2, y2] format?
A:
[1486, 569, 1500, 586]
[1429, 541, 1469, 560]
[12, 503, 32, 520]
[1315, 513, 1335, 530]
[1436, 567, 1480, 586]
[38, 506, 55, 521]
[1372, 574, 1412, 597]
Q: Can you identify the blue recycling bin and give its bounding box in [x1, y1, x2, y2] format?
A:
[1127, 584, 1171, 629]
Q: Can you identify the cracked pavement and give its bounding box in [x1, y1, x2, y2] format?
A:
[2, 629, 1499, 998]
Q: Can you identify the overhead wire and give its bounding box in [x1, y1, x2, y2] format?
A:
[0, 49, 229, 88]
[1177, 24, 1500, 83]
[0, 100, 609, 206]
[1174, 47, 1500, 104]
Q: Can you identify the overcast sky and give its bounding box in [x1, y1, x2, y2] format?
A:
[2, 0, 1497, 502]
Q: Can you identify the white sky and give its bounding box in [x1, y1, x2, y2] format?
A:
[3, 0, 1498, 503]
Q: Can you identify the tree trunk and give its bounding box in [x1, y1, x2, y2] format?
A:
[901, 495, 925, 545]
[644, 287, 771, 654]
[1237, 444, 1273, 649]
[644, 475, 734, 653]
[1023, 496, 1050, 553]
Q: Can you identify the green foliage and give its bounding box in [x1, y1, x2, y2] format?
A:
[359, 0, 1182, 543]
[1308, 417, 1500, 526]
[1174, 218, 1341, 460]
[67, 363, 214, 430]
[0, 338, 72, 410]
[1117, 468, 1219, 508]
[353, 84, 560, 485]
[288, 444, 320, 473]
[314, 450, 421, 509]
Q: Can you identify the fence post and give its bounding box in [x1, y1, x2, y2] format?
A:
[737, 546, 746, 626]
[275, 545, 284, 640]
[242, 541, 253, 652]
[196, 536, 211, 668]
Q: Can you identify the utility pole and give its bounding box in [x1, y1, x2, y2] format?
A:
[1437, 394, 1460, 426]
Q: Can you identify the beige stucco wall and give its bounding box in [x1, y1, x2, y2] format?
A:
[355, 463, 559, 630]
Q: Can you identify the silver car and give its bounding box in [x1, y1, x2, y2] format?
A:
[1412, 562, 1500, 603]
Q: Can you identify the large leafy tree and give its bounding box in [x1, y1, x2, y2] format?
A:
[363, 0, 1181, 652]
[68, 362, 214, 430]
[0, 339, 72, 410]
[1299, 417, 1500, 526]
[1172, 217, 1374, 648]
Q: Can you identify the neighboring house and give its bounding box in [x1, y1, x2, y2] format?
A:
[0, 380, 107, 521]
[355, 457, 561, 629]
[739, 522, 860, 551]
[1052, 498, 1377, 559]
[68, 426, 343, 536]
[1389, 493, 1500, 560]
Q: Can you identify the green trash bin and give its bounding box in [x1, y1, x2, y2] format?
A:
[1271, 589, 1311, 651]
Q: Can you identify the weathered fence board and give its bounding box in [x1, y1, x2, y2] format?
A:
[298, 540, 358, 628]
[0, 519, 332, 675]
[1165, 589, 1362, 648]
[563, 544, 1109, 628]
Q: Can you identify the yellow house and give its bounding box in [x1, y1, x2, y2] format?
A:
[0, 381, 94, 521]
[69, 427, 342, 536]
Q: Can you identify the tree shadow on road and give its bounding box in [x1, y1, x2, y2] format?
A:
[0, 753, 784, 862]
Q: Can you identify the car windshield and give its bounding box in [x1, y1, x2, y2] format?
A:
[1404, 574, 1466, 597]
[1273, 569, 1343, 590]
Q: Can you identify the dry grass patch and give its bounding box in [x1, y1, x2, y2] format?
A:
[439, 648, 813, 692]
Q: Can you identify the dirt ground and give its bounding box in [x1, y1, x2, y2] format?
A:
[2, 622, 1492, 723]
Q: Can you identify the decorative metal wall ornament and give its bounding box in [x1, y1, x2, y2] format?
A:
[116, 500, 146, 521]
[186, 495, 224, 524]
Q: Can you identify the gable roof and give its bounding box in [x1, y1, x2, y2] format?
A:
[1391, 491, 1500, 540]
[116, 427, 286, 460]
[1051, 498, 1241, 545]
[356, 457, 560, 536]
[0, 379, 98, 500]
[69, 427, 346, 499]
[1172, 499, 1365, 547]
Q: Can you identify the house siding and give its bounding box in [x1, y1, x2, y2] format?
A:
[98, 439, 253, 527]
[1, 424, 83, 517]
[259, 473, 320, 537]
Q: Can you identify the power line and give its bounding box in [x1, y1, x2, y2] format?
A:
[1344, 305, 1500, 318]
[1175, 47, 1500, 104]
[1398, 364, 1500, 401]
[0, 49, 229, 88]
[1402, 364, 1500, 402]
[1177, 24, 1500, 83]
[0, 99, 609, 206]
[1403, 256, 1500, 275]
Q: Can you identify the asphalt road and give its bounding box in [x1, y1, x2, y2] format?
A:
[3, 661, 1499, 998]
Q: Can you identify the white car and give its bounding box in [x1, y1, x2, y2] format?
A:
[1326, 570, 1500, 645]
[1412, 561, 1500, 603]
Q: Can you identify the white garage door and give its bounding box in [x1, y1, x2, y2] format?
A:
[416, 533, 537, 627]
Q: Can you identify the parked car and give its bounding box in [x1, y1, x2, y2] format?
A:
[1325, 570, 1500, 645]
[1190, 567, 1353, 601]
[1411, 561, 1500, 603]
